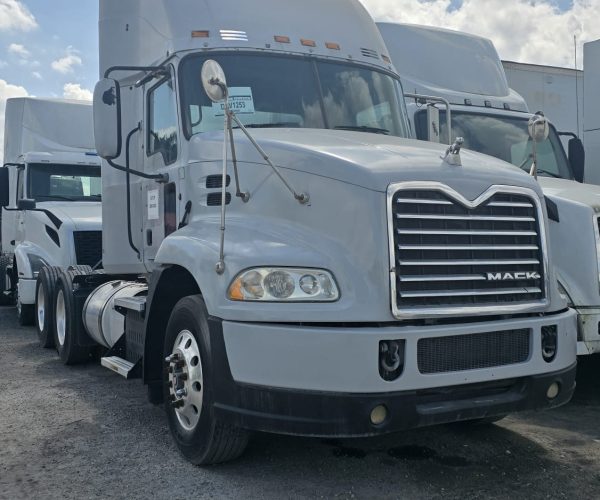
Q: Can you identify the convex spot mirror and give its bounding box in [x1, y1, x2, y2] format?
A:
[93, 78, 122, 160]
[0, 168, 9, 208]
[528, 112, 550, 143]
[568, 137, 585, 183]
[201, 60, 228, 103]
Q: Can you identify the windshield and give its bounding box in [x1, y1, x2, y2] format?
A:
[179, 53, 410, 138]
[27, 163, 101, 202]
[414, 111, 573, 180]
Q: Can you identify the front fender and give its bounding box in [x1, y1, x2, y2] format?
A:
[154, 214, 393, 323]
[14, 242, 56, 280]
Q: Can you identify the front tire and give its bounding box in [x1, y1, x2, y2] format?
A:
[163, 295, 248, 465]
[35, 266, 62, 348]
[53, 268, 92, 365]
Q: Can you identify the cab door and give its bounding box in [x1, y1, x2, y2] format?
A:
[142, 73, 181, 264]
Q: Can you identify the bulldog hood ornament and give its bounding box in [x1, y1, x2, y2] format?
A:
[441, 137, 465, 166]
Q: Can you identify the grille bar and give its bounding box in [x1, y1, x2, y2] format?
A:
[399, 274, 487, 282]
[398, 244, 539, 251]
[396, 214, 535, 222]
[397, 229, 538, 236]
[401, 287, 542, 298]
[398, 259, 540, 266]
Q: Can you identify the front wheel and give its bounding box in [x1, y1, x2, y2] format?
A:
[163, 295, 248, 465]
[35, 266, 62, 348]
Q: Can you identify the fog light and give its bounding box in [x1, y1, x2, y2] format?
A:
[546, 382, 560, 400]
[370, 405, 388, 426]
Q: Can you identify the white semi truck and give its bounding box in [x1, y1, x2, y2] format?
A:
[0, 98, 102, 339]
[379, 22, 600, 355]
[43, 0, 576, 465]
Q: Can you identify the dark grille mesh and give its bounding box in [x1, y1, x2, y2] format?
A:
[417, 329, 531, 374]
[392, 189, 545, 309]
[73, 231, 102, 267]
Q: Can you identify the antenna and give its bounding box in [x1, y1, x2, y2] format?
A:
[575, 34, 581, 137]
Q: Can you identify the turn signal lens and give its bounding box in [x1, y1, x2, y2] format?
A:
[228, 268, 339, 302]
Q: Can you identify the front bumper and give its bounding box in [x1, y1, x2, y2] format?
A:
[207, 310, 577, 437]
[575, 307, 600, 355]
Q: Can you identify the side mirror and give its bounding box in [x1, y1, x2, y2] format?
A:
[17, 199, 36, 211]
[93, 78, 122, 160]
[201, 60, 228, 103]
[568, 137, 586, 183]
[528, 112, 550, 143]
[0, 168, 9, 208]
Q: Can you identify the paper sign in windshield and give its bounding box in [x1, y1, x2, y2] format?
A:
[213, 87, 255, 116]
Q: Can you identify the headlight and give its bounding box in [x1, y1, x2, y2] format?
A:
[228, 268, 339, 302]
[557, 280, 573, 307]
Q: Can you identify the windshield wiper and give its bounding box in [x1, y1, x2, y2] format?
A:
[536, 169, 562, 179]
[334, 125, 390, 135]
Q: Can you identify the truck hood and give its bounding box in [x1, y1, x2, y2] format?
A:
[539, 177, 600, 212]
[37, 201, 102, 230]
[190, 129, 544, 199]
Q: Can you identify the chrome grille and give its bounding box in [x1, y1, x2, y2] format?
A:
[417, 329, 531, 374]
[389, 185, 547, 317]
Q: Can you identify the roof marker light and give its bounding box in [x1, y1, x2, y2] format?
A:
[301, 39, 316, 47]
[274, 35, 291, 43]
[325, 42, 341, 50]
[192, 30, 210, 38]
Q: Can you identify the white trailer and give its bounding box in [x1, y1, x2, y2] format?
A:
[380, 22, 600, 355]
[584, 40, 600, 185]
[0, 98, 102, 337]
[36, 0, 577, 465]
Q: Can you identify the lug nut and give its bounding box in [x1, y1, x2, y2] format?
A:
[176, 388, 187, 398]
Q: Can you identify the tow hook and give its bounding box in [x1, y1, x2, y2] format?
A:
[379, 340, 405, 381]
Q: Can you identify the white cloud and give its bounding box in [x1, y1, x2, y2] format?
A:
[31, 71, 42, 80]
[360, 0, 600, 68]
[63, 83, 92, 101]
[51, 47, 82, 74]
[0, 79, 29, 163]
[0, 0, 37, 32]
[8, 43, 30, 58]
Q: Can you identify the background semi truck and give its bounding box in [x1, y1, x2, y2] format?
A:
[584, 39, 600, 186]
[34, 0, 577, 465]
[0, 98, 102, 338]
[379, 22, 600, 355]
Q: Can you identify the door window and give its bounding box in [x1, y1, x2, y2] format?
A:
[148, 78, 179, 165]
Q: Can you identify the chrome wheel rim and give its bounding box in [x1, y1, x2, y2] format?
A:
[55, 289, 66, 346]
[169, 330, 204, 431]
[37, 284, 45, 331]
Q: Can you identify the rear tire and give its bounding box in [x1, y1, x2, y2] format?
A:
[163, 295, 249, 465]
[35, 266, 62, 348]
[53, 267, 92, 365]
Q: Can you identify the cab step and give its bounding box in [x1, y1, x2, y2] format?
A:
[101, 356, 138, 379]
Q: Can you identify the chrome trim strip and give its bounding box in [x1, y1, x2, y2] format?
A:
[396, 198, 453, 205]
[386, 182, 550, 320]
[488, 202, 534, 208]
[400, 287, 542, 299]
[396, 214, 535, 222]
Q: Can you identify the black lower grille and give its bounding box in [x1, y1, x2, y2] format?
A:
[73, 231, 102, 267]
[417, 329, 530, 374]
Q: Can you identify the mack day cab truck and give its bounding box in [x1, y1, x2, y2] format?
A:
[0, 98, 102, 335]
[44, 0, 576, 465]
[379, 23, 600, 356]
